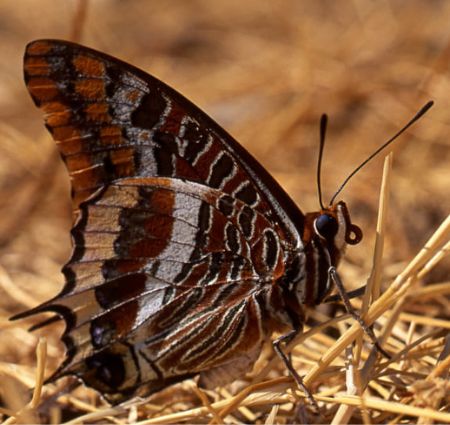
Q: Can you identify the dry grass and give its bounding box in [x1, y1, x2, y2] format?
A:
[0, 1, 449, 423]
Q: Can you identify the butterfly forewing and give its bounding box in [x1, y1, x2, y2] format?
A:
[24, 40, 303, 234]
[19, 39, 309, 403]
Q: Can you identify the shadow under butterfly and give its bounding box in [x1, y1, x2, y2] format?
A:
[12, 39, 433, 406]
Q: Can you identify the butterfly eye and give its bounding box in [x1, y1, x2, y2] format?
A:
[314, 214, 338, 239]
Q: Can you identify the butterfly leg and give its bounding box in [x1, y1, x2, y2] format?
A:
[273, 328, 320, 412]
[328, 266, 391, 359]
[324, 284, 366, 303]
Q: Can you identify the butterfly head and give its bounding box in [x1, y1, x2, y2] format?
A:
[304, 201, 362, 270]
[313, 201, 362, 250]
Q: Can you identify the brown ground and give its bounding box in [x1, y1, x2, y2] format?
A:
[0, 1, 448, 424]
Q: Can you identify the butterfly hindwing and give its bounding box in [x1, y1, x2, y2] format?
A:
[35, 176, 285, 402]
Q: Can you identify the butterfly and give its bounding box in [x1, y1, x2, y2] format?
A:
[14, 39, 431, 405]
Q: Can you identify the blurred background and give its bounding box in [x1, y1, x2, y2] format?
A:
[0, 0, 448, 421]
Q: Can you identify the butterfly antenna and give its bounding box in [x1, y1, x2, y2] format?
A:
[329, 100, 434, 205]
[317, 114, 328, 210]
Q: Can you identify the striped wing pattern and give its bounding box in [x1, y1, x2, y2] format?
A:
[19, 40, 309, 403]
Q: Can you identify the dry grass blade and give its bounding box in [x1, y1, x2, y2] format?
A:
[70, 0, 89, 43]
[2, 338, 46, 424]
[320, 395, 450, 423]
[362, 152, 393, 311]
[190, 383, 223, 424]
[264, 404, 279, 425]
